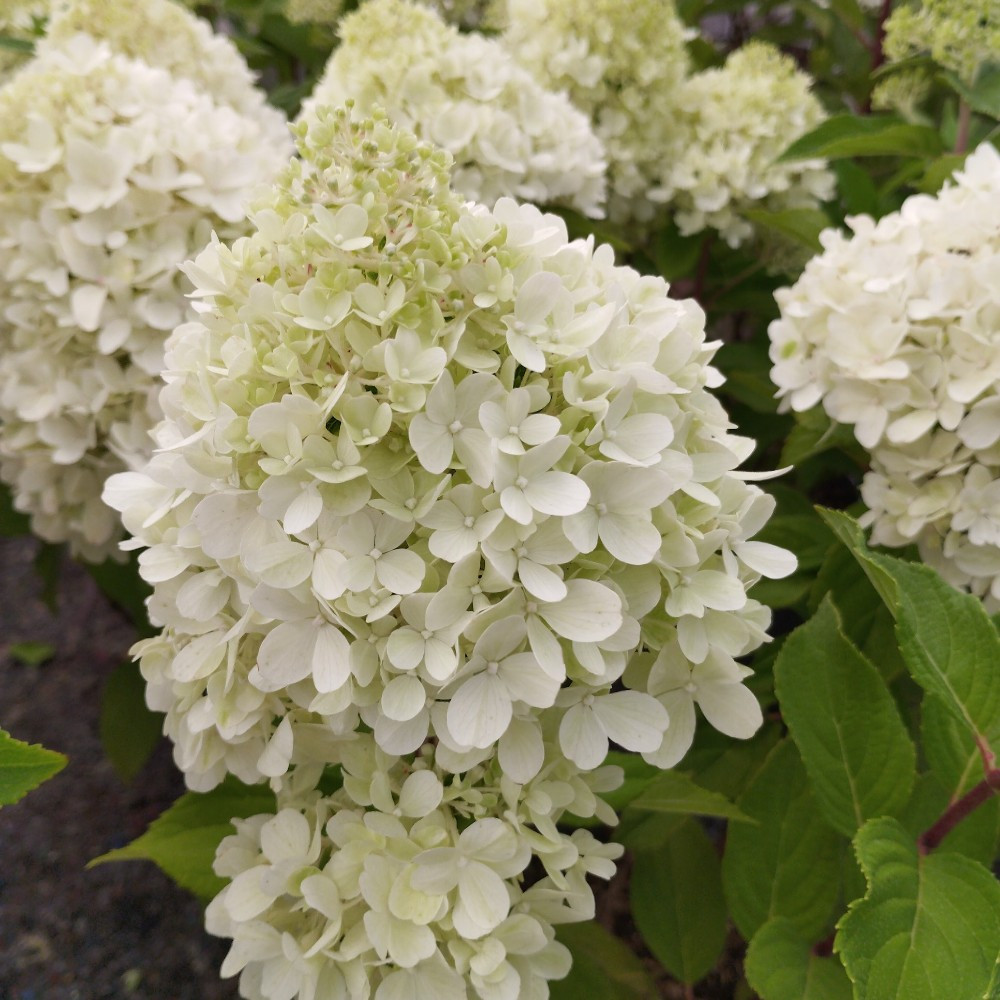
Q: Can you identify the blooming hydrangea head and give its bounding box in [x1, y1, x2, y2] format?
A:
[299, 0, 606, 217]
[44, 0, 289, 147]
[770, 142, 1000, 606]
[654, 42, 834, 248]
[495, 0, 690, 225]
[884, 0, 1000, 86]
[204, 737, 624, 999]
[105, 104, 792, 794]
[0, 33, 291, 560]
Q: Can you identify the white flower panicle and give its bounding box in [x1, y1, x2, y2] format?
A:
[205, 738, 620, 1000]
[769, 142, 1000, 606]
[300, 0, 606, 217]
[0, 32, 291, 561]
[106, 105, 791, 795]
[653, 42, 835, 248]
[106, 106, 791, 998]
[45, 0, 289, 147]
[495, 0, 690, 225]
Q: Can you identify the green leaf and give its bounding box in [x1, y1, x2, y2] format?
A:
[916, 153, 969, 194]
[99, 661, 163, 782]
[551, 922, 659, 1000]
[775, 597, 916, 836]
[631, 819, 727, 985]
[742, 207, 832, 252]
[757, 513, 835, 573]
[627, 769, 753, 823]
[0, 729, 66, 806]
[820, 509, 1000, 746]
[921, 695, 986, 796]
[836, 817, 1000, 999]
[746, 918, 852, 1000]
[780, 408, 860, 468]
[89, 776, 276, 899]
[85, 556, 153, 633]
[0, 481, 30, 537]
[942, 67, 1000, 119]
[723, 740, 843, 940]
[779, 114, 944, 161]
[8, 641, 55, 666]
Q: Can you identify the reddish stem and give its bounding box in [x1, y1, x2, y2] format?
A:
[955, 101, 973, 154]
[918, 769, 1000, 854]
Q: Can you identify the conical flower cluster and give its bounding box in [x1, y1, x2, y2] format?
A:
[770, 143, 1000, 607]
[0, 0, 291, 561]
[106, 107, 792, 997]
[301, 0, 606, 217]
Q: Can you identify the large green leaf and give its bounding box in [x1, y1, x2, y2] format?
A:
[779, 114, 944, 161]
[551, 922, 659, 1000]
[742, 207, 831, 252]
[90, 777, 276, 899]
[746, 918, 852, 1000]
[722, 740, 843, 940]
[775, 597, 916, 836]
[921, 695, 987, 796]
[837, 817, 1000, 999]
[631, 819, 727, 985]
[626, 770, 752, 823]
[821, 509, 1000, 747]
[0, 729, 67, 806]
[99, 660, 164, 782]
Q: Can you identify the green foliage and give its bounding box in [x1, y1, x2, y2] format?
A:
[0, 728, 66, 806]
[99, 661, 163, 782]
[551, 922, 660, 1000]
[775, 596, 916, 836]
[90, 777, 276, 900]
[780, 114, 945, 161]
[7, 640, 55, 666]
[632, 819, 727, 985]
[722, 739, 844, 940]
[626, 769, 753, 823]
[822, 508, 1000, 745]
[837, 817, 1000, 999]
[746, 919, 852, 1000]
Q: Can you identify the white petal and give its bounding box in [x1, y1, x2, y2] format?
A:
[447, 672, 512, 748]
[455, 863, 510, 938]
[376, 549, 426, 595]
[592, 691, 669, 752]
[498, 718, 544, 783]
[524, 471, 590, 516]
[260, 808, 311, 862]
[539, 580, 622, 641]
[559, 703, 609, 770]
[381, 675, 428, 722]
[253, 621, 319, 690]
[312, 623, 352, 693]
[642, 692, 696, 769]
[696, 680, 763, 739]
[398, 771, 443, 816]
[599, 513, 661, 565]
[734, 541, 797, 579]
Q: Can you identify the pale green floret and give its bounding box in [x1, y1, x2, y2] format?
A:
[884, 0, 1000, 86]
[655, 41, 834, 248]
[496, 0, 690, 224]
[300, 0, 607, 215]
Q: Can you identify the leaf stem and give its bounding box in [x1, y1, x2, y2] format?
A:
[954, 100, 972, 154]
[918, 769, 1000, 854]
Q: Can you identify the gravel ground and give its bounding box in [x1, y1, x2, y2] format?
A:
[0, 536, 236, 1000]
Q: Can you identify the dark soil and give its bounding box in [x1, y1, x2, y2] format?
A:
[0, 536, 236, 1000]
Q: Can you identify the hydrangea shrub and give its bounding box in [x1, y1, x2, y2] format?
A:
[104, 105, 794, 995]
[301, 0, 606, 216]
[770, 143, 1000, 606]
[0, 16, 291, 561]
